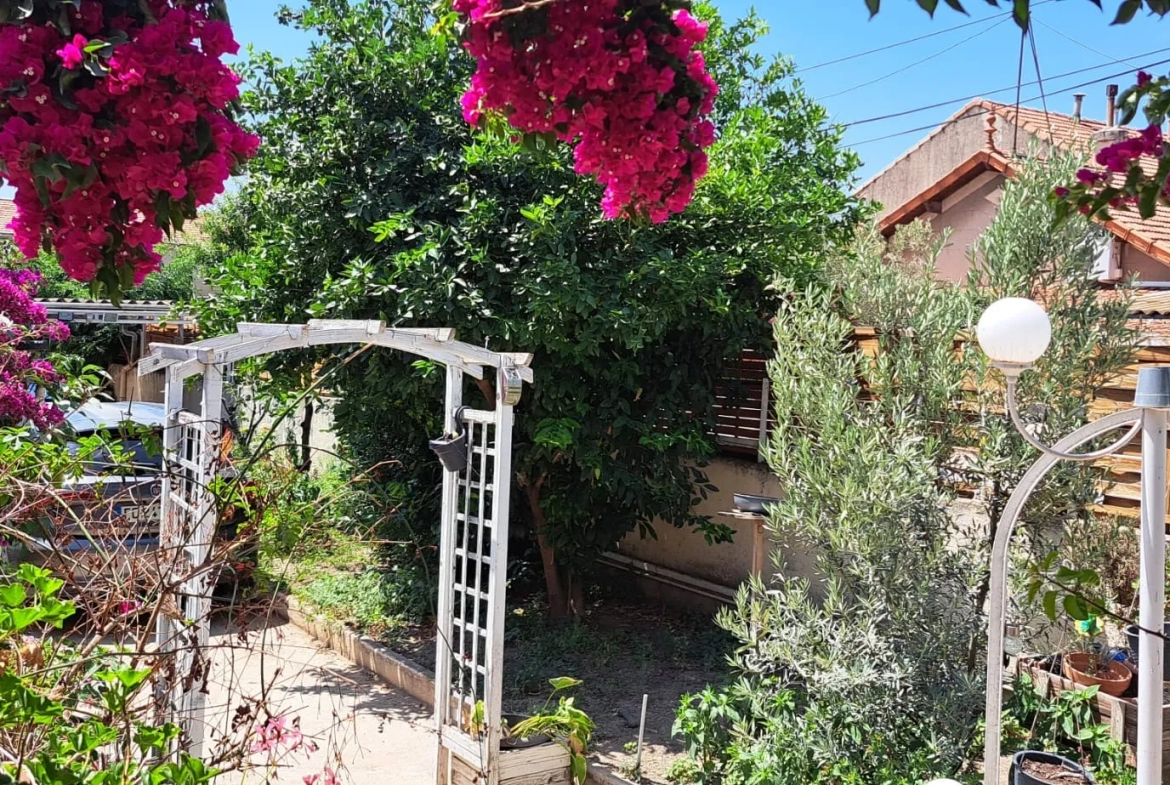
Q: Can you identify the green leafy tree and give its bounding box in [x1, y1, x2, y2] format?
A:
[674, 153, 1137, 783]
[198, 0, 863, 617]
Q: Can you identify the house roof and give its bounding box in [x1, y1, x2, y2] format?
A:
[871, 99, 1170, 268]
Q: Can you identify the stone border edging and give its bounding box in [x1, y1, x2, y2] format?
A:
[270, 593, 639, 785]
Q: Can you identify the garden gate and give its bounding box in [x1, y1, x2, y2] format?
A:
[139, 321, 533, 785]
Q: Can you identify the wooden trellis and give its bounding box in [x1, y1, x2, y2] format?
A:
[140, 321, 537, 784]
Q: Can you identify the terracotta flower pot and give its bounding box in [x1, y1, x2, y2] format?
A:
[1062, 651, 1133, 697]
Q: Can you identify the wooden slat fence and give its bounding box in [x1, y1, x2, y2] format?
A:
[716, 329, 1170, 526]
[712, 349, 771, 458]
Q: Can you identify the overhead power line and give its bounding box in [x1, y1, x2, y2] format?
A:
[1028, 23, 1053, 144]
[818, 18, 1010, 101]
[849, 54, 1170, 148]
[795, 0, 1055, 74]
[1035, 19, 1142, 70]
[841, 45, 1170, 130]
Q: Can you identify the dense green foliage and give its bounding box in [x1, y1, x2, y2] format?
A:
[0, 564, 216, 785]
[198, 0, 863, 614]
[673, 154, 1137, 784]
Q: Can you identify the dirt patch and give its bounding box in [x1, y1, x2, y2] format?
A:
[1019, 758, 1091, 784]
[354, 596, 728, 784]
[499, 599, 730, 784]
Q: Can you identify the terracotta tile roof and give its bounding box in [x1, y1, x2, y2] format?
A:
[978, 101, 1106, 151]
[874, 99, 1170, 268]
[975, 102, 1170, 268]
[169, 216, 207, 246]
[0, 198, 15, 237]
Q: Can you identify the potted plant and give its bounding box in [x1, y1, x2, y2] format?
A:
[429, 408, 468, 473]
[1062, 619, 1131, 698]
[1062, 647, 1132, 697]
[1011, 750, 1095, 785]
[506, 677, 595, 785]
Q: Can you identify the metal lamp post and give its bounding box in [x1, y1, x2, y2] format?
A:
[977, 297, 1168, 785]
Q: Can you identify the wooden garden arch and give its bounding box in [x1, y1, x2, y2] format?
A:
[138, 320, 536, 784]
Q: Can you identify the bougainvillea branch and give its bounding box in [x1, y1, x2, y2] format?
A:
[453, 0, 718, 223]
[1054, 71, 1170, 222]
[0, 268, 68, 429]
[0, 0, 258, 300]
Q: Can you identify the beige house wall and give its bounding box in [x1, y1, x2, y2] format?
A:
[858, 106, 1041, 226]
[616, 456, 819, 592]
[890, 170, 1170, 285]
[1120, 244, 1170, 282]
[929, 175, 1003, 283]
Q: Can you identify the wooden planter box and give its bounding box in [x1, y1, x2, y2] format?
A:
[439, 742, 571, 785]
[1015, 656, 1170, 778]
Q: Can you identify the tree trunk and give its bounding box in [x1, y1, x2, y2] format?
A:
[299, 401, 315, 473]
[525, 483, 571, 619]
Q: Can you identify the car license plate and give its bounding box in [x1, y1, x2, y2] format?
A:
[115, 503, 159, 530]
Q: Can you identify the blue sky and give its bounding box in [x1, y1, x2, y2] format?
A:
[227, 0, 1170, 184]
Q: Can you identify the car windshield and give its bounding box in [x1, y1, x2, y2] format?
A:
[65, 401, 165, 476]
[67, 434, 162, 475]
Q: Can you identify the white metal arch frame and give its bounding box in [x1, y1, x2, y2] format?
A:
[983, 408, 1147, 785]
[139, 320, 532, 784]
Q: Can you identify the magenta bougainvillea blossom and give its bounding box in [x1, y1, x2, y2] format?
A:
[1055, 70, 1170, 221]
[0, 0, 258, 297]
[455, 0, 718, 223]
[0, 268, 68, 429]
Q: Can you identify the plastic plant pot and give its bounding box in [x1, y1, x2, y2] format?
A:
[1125, 622, 1170, 682]
[429, 424, 468, 473]
[1010, 751, 1094, 785]
[500, 714, 551, 750]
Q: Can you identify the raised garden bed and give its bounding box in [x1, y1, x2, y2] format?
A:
[1015, 655, 1170, 778]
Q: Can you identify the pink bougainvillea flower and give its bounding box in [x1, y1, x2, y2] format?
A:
[453, 0, 719, 222]
[0, 270, 68, 428]
[1, 1, 258, 294]
[1075, 169, 1102, 185]
[1138, 70, 1153, 86]
[57, 34, 88, 70]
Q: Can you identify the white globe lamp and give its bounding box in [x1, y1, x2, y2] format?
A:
[976, 297, 1051, 374]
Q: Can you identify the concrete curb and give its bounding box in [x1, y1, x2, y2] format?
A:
[272, 593, 639, 785]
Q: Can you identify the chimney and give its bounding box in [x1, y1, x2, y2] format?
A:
[1073, 93, 1085, 121]
[1093, 84, 1127, 150]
